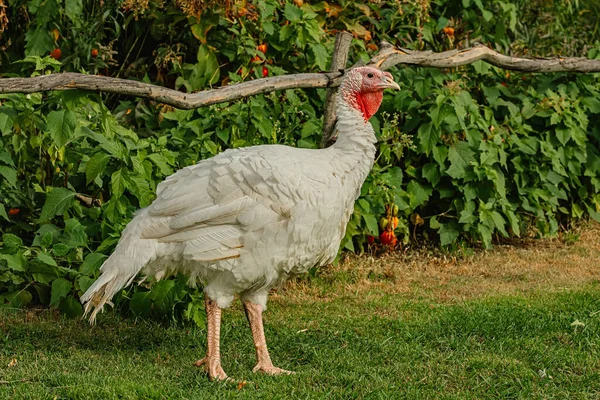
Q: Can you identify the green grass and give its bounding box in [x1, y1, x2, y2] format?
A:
[1, 285, 600, 399]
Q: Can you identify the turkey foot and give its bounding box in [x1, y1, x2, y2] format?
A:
[252, 362, 294, 375]
[244, 301, 293, 376]
[194, 357, 228, 381]
[196, 296, 229, 381]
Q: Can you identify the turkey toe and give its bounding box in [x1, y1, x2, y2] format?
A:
[253, 363, 294, 375]
[195, 357, 228, 381]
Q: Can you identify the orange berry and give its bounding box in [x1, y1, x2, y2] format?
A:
[366, 43, 378, 52]
[379, 230, 397, 246]
[91, 48, 99, 58]
[8, 208, 20, 216]
[50, 48, 62, 60]
[262, 66, 268, 77]
[257, 44, 267, 54]
[443, 27, 455, 36]
[251, 55, 262, 63]
[51, 29, 59, 42]
[294, 0, 303, 6]
[392, 217, 399, 229]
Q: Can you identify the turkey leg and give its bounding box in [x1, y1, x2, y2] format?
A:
[243, 302, 293, 375]
[194, 296, 228, 381]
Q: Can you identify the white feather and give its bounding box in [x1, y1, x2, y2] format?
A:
[81, 69, 380, 317]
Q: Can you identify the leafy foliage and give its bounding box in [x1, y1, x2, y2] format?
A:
[1, 0, 599, 318]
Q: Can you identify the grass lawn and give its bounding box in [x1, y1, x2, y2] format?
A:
[1, 223, 600, 399]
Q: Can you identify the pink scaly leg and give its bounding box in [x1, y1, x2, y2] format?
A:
[243, 302, 293, 375]
[194, 296, 228, 381]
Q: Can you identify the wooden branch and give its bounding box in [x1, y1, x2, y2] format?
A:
[0, 72, 343, 110]
[370, 43, 600, 72]
[321, 32, 353, 148]
[1, 44, 599, 112]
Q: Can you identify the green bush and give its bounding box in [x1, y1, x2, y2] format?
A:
[1, 0, 599, 317]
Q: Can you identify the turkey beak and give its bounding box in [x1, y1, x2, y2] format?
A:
[378, 72, 400, 91]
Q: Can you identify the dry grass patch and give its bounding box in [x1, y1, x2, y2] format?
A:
[278, 221, 600, 304]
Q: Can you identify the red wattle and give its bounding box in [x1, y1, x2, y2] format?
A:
[356, 91, 384, 121]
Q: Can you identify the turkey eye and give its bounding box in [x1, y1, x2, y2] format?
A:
[367, 73, 374, 78]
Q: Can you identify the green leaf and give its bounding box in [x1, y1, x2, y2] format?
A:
[50, 278, 73, 307]
[310, 43, 329, 70]
[130, 291, 152, 317]
[65, 0, 83, 22]
[196, 44, 220, 86]
[446, 141, 476, 179]
[81, 252, 108, 275]
[86, 153, 111, 184]
[111, 170, 126, 198]
[80, 127, 125, 159]
[555, 128, 570, 145]
[491, 211, 508, 236]
[77, 276, 96, 292]
[126, 174, 154, 207]
[52, 243, 72, 257]
[149, 280, 176, 312]
[0, 151, 15, 167]
[39, 187, 76, 222]
[190, 13, 218, 44]
[0, 253, 27, 272]
[0, 204, 8, 222]
[2, 233, 23, 254]
[58, 295, 83, 318]
[439, 224, 459, 246]
[422, 163, 441, 186]
[582, 97, 600, 113]
[147, 153, 174, 176]
[36, 252, 57, 267]
[283, 3, 302, 21]
[407, 181, 432, 209]
[279, 25, 294, 41]
[61, 219, 88, 248]
[459, 201, 477, 224]
[47, 110, 76, 148]
[203, 140, 218, 155]
[363, 214, 379, 236]
[385, 167, 404, 188]
[478, 223, 493, 249]
[0, 165, 17, 187]
[25, 28, 54, 57]
[417, 123, 439, 155]
[2, 290, 33, 308]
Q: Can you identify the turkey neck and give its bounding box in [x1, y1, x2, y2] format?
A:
[327, 100, 377, 189]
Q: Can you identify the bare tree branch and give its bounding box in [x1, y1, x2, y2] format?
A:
[1, 44, 599, 110]
[0, 72, 343, 110]
[371, 43, 600, 73]
[321, 31, 353, 148]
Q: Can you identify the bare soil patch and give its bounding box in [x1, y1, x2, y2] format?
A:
[278, 221, 600, 304]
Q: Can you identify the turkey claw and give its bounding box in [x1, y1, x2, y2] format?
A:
[194, 357, 229, 381]
[252, 363, 294, 376]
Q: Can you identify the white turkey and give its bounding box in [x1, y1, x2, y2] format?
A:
[81, 66, 400, 380]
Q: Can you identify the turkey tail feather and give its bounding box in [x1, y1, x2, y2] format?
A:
[80, 211, 157, 324]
